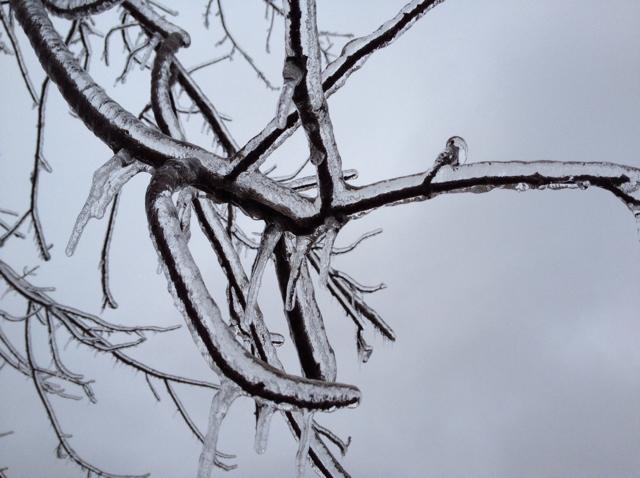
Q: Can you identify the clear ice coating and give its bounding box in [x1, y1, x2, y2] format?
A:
[318, 225, 339, 287]
[66, 151, 146, 256]
[254, 403, 275, 455]
[295, 410, 314, 478]
[244, 224, 282, 328]
[270, 332, 285, 347]
[175, 188, 194, 241]
[356, 330, 373, 364]
[149, 189, 360, 410]
[276, 81, 296, 130]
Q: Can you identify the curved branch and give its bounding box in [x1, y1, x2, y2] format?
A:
[146, 164, 360, 410]
[192, 199, 352, 476]
[11, 0, 204, 166]
[10, 0, 322, 229]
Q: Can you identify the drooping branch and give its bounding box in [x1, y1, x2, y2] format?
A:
[0, 259, 217, 390]
[274, 235, 337, 381]
[24, 315, 150, 478]
[145, 163, 360, 410]
[191, 199, 353, 477]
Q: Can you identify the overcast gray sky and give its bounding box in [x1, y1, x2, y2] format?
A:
[2, 1, 640, 477]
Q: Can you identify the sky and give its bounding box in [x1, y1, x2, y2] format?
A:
[1, 1, 640, 477]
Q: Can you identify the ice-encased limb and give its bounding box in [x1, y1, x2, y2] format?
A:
[147, 175, 360, 410]
[330, 227, 382, 255]
[295, 410, 314, 478]
[191, 204, 352, 475]
[312, 422, 351, 457]
[243, 223, 282, 328]
[285, 235, 313, 311]
[323, 0, 445, 96]
[336, 160, 640, 214]
[275, 237, 338, 382]
[276, 0, 304, 129]
[307, 251, 396, 341]
[151, 32, 186, 140]
[198, 383, 239, 478]
[333, 270, 385, 294]
[66, 151, 147, 256]
[230, 0, 446, 174]
[14, 0, 200, 161]
[254, 403, 275, 455]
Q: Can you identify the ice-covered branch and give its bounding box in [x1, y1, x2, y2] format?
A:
[24, 316, 149, 478]
[274, 236, 337, 382]
[204, 0, 277, 90]
[0, 259, 215, 390]
[150, 32, 185, 140]
[335, 161, 640, 218]
[0, 3, 38, 104]
[10, 0, 207, 166]
[229, 0, 446, 175]
[99, 192, 120, 309]
[146, 164, 360, 410]
[191, 199, 353, 476]
[283, 0, 345, 209]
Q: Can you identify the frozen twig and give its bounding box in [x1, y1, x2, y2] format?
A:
[205, 0, 277, 90]
[0, 3, 38, 104]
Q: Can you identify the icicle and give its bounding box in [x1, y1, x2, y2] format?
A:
[285, 235, 313, 311]
[318, 225, 339, 287]
[254, 403, 275, 454]
[56, 442, 68, 459]
[243, 224, 282, 328]
[295, 410, 314, 478]
[66, 151, 146, 256]
[276, 82, 295, 129]
[198, 384, 239, 478]
[276, 58, 304, 129]
[356, 330, 373, 363]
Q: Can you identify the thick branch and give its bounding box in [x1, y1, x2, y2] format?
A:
[145, 164, 360, 410]
[334, 161, 640, 216]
